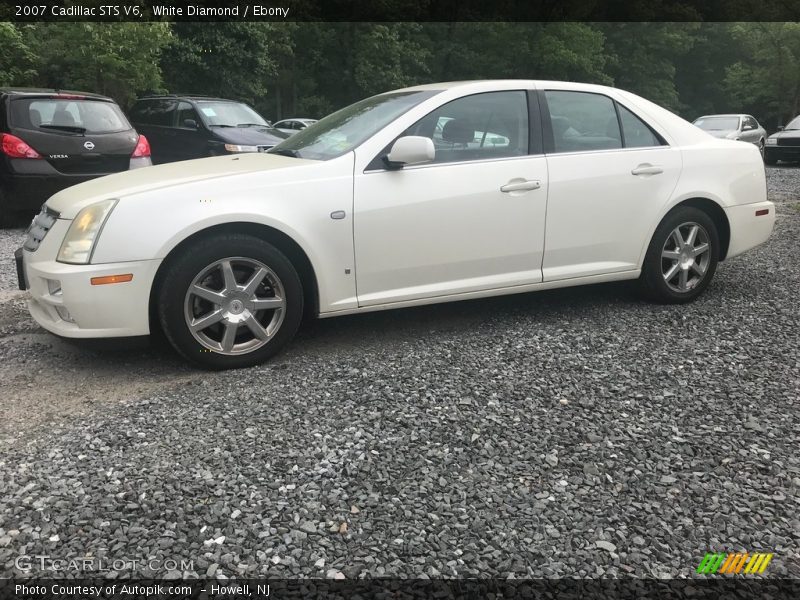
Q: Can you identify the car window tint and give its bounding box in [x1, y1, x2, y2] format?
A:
[176, 101, 200, 127]
[130, 99, 176, 126]
[545, 91, 622, 153]
[10, 98, 130, 134]
[403, 91, 529, 164]
[618, 104, 662, 148]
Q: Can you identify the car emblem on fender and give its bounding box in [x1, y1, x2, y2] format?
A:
[83, 141, 95, 150]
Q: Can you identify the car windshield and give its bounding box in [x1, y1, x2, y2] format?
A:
[693, 116, 740, 131]
[9, 97, 131, 134]
[269, 91, 439, 160]
[784, 116, 800, 130]
[196, 101, 269, 128]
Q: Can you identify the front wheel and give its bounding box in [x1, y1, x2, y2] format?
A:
[157, 233, 303, 369]
[638, 207, 720, 304]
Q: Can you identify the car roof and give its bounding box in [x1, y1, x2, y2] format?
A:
[136, 94, 243, 103]
[0, 87, 114, 101]
[696, 114, 749, 119]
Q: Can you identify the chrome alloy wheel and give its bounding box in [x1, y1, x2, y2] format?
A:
[183, 257, 286, 355]
[660, 222, 711, 293]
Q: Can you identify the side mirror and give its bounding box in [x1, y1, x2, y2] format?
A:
[183, 118, 198, 129]
[743, 124, 754, 131]
[384, 136, 435, 169]
[778, 125, 785, 131]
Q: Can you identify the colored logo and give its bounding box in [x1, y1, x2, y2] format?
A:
[697, 552, 773, 575]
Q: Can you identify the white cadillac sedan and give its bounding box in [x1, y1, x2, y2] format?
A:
[16, 81, 775, 369]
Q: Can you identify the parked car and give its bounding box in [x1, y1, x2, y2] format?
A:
[692, 114, 767, 155]
[764, 115, 800, 165]
[0, 88, 150, 224]
[17, 80, 774, 369]
[273, 118, 317, 136]
[128, 95, 288, 164]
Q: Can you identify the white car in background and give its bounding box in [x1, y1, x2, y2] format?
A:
[693, 114, 767, 155]
[16, 80, 775, 369]
[272, 118, 317, 136]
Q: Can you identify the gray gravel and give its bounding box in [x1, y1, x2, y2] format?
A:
[0, 167, 798, 579]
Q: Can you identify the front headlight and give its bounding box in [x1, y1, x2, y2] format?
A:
[766, 138, 778, 145]
[57, 199, 117, 264]
[224, 144, 259, 153]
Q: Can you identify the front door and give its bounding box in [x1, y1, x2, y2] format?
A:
[353, 90, 548, 307]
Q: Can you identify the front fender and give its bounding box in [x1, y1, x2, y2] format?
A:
[91, 155, 358, 312]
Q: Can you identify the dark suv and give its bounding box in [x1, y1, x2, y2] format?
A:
[0, 88, 151, 222]
[128, 95, 288, 164]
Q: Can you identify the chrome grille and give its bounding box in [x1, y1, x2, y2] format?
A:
[23, 206, 59, 252]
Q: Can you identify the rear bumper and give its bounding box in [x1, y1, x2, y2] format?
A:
[724, 201, 776, 260]
[23, 252, 160, 338]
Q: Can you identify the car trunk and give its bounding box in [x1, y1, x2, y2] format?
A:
[8, 96, 138, 175]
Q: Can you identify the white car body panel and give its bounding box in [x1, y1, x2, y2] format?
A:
[20, 80, 774, 339]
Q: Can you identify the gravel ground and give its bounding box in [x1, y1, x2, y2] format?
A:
[0, 168, 798, 580]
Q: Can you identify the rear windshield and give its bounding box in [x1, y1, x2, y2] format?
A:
[9, 98, 131, 134]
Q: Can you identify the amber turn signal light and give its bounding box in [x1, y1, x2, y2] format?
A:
[90, 274, 133, 285]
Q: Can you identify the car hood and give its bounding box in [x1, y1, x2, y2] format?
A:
[769, 129, 800, 140]
[212, 127, 288, 145]
[46, 153, 316, 218]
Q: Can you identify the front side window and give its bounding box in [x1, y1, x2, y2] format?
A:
[618, 104, 662, 148]
[129, 99, 176, 127]
[176, 101, 200, 128]
[402, 91, 529, 164]
[545, 91, 622, 153]
[269, 90, 438, 160]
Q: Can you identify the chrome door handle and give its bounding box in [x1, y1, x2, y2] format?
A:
[501, 179, 541, 193]
[631, 164, 663, 176]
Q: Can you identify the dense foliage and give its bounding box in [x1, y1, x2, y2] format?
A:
[1, 22, 797, 129]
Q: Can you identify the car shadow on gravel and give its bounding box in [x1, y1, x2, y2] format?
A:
[291, 280, 641, 355]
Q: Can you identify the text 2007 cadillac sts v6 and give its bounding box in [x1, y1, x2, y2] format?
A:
[16, 81, 775, 369]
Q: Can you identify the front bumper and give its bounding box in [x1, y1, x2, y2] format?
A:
[20, 222, 160, 338]
[724, 200, 776, 260]
[764, 145, 800, 162]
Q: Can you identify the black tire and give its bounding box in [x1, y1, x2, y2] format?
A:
[157, 233, 303, 370]
[638, 206, 720, 304]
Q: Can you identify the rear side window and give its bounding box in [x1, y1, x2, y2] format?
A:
[9, 98, 131, 134]
[129, 99, 176, 127]
[618, 104, 662, 148]
[545, 91, 622, 153]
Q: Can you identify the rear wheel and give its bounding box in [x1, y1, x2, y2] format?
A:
[639, 206, 719, 303]
[157, 233, 303, 369]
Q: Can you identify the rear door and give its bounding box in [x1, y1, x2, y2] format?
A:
[540, 89, 682, 281]
[8, 95, 138, 175]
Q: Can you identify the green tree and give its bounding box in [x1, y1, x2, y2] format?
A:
[0, 22, 37, 87]
[600, 23, 699, 111]
[162, 23, 290, 110]
[724, 22, 800, 127]
[25, 22, 170, 106]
